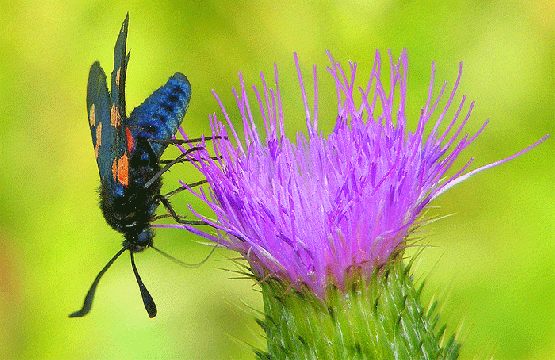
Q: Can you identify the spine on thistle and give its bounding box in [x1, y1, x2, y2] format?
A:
[257, 259, 460, 360]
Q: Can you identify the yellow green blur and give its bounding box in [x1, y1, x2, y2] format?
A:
[0, 1, 552, 359]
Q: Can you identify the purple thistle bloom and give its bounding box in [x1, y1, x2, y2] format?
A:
[165, 49, 547, 298]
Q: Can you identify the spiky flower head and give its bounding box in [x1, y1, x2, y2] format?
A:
[175, 49, 546, 299]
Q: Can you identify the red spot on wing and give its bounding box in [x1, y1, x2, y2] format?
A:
[126, 127, 134, 153]
[89, 104, 95, 127]
[94, 123, 102, 159]
[115, 68, 121, 88]
[111, 104, 121, 127]
[112, 154, 129, 186]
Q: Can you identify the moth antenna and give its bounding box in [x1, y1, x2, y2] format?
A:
[130, 251, 157, 318]
[69, 247, 127, 317]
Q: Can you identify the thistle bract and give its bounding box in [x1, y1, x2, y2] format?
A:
[173, 49, 546, 298]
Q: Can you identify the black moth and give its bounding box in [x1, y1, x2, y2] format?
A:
[71, 14, 206, 318]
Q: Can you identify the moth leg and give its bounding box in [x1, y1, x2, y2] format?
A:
[145, 147, 203, 189]
[149, 135, 225, 146]
[154, 194, 206, 225]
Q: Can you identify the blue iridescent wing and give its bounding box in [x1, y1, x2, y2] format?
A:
[111, 13, 129, 132]
[127, 72, 191, 158]
[87, 14, 131, 191]
[107, 14, 131, 189]
[87, 62, 114, 185]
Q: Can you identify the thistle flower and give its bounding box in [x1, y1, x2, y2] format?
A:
[178, 49, 545, 295]
[165, 49, 547, 358]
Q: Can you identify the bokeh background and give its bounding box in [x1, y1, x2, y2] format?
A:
[0, 1, 552, 359]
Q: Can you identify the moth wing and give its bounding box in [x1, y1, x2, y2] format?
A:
[87, 62, 117, 186]
[127, 72, 191, 158]
[107, 14, 131, 189]
[110, 13, 129, 128]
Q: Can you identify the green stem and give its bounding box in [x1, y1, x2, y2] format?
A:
[256, 259, 460, 360]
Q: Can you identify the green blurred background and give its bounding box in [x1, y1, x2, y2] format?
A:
[0, 0, 552, 359]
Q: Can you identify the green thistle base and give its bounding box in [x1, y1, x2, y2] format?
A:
[256, 260, 459, 360]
